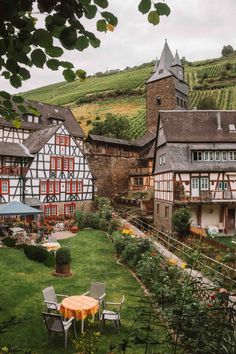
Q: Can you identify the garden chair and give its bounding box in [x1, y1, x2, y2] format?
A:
[42, 286, 68, 312]
[100, 294, 125, 332]
[82, 281, 106, 318]
[42, 312, 77, 349]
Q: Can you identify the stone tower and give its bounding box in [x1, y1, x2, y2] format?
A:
[146, 40, 189, 133]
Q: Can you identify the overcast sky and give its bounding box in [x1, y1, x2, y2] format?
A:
[2, 0, 236, 94]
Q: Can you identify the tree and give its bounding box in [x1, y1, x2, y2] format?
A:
[89, 113, 132, 140]
[197, 96, 218, 110]
[0, 0, 171, 123]
[172, 207, 191, 238]
[221, 45, 234, 57]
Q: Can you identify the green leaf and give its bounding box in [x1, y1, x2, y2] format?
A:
[46, 59, 60, 70]
[101, 11, 118, 26]
[76, 36, 89, 51]
[52, 13, 66, 26]
[148, 10, 160, 25]
[138, 0, 151, 14]
[10, 75, 22, 88]
[6, 58, 19, 74]
[154, 2, 171, 16]
[33, 29, 53, 48]
[2, 99, 13, 110]
[79, 0, 91, 4]
[31, 49, 46, 68]
[84, 5, 97, 19]
[13, 118, 22, 129]
[19, 67, 30, 80]
[45, 46, 64, 57]
[76, 69, 86, 81]
[2, 71, 11, 79]
[89, 37, 101, 48]
[0, 91, 11, 100]
[94, 0, 108, 8]
[96, 19, 107, 32]
[63, 69, 76, 82]
[12, 95, 24, 103]
[59, 27, 77, 50]
[60, 61, 74, 69]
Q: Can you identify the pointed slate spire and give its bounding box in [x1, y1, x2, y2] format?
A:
[146, 39, 174, 83]
[158, 39, 174, 71]
[172, 50, 182, 67]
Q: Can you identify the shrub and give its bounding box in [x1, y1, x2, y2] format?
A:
[76, 210, 87, 230]
[114, 234, 130, 256]
[56, 247, 71, 265]
[197, 96, 218, 110]
[43, 251, 56, 268]
[172, 207, 192, 237]
[24, 245, 48, 263]
[2, 237, 16, 248]
[86, 212, 102, 229]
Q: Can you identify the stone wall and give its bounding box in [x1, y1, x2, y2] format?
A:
[146, 76, 177, 133]
[88, 154, 138, 197]
[154, 199, 173, 233]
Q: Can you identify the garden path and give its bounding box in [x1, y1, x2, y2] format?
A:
[51, 230, 76, 240]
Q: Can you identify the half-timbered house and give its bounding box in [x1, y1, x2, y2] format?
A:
[153, 110, 236, 234]
[0, 101, 94, 216]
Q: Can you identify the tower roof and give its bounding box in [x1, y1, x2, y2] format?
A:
[172, 50, 182, 67]
[147, 40, 182, 84]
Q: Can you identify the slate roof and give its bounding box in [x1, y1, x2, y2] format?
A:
[133, 131, 155, 147]
[159, 110, 236, 144]
[88, 134, 135, 147]
[0, 141, 33, 158]
[0, 99, 84, 138]
[167, 143, 236, 173]
[24, 124, 60, 154]
[147, 40, 183, 84]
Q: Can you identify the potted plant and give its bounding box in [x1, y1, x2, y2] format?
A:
[54, 247, 72, 277]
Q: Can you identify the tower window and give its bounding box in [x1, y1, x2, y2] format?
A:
[156, 96, 161, 105]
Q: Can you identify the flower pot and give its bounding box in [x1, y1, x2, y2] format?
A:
[53, 263, 72, 277]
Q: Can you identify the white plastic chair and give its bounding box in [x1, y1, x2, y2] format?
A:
[42, 286, 68, 312]
[101, 294, 125, 331]
[42, 312, 77, 348]
[83, 282, 106, 318]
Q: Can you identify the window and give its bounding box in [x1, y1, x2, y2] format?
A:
[64, 203, 76, 215]
[0, 180, 9, 194]
[165, 206, 169, 220]
[156, 204, 160, 215]
[50, 157, 74, 171]
[215, 151, 221, 161]
[55, 135, 70, 146]
[40, 181, 60, 194]
[156, 96, 161, 105]
[222, 151, 228, 161]
[51, 119, 64, 125]
[191, 178, 199, 189]
[25, 114, 39, 123]
[218, 181, 228, 191]
[156, 181, 161, 190]
[44, 205, 57, 217]
[159, 154, 166, 165]
[134, 177, 143, 186]
[66, 180, 83, 194]
[200, 177, 209, 190]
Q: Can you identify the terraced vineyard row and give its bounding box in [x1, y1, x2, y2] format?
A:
[129, 110, 146, 139]
[190, 87, 236, 110]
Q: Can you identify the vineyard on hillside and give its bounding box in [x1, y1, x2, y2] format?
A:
[22, 52, 236, 139]
[190, 87, 236, 110]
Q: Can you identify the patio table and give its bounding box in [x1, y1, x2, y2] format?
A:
[60, 295, 99, 333]
[42, 242, 60, 252]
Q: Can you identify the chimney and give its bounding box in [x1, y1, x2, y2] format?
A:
[217, 112, 222, 130]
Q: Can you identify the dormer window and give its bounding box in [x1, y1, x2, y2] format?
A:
[51, 119, 64, 125]
[24, 114, 39, 123]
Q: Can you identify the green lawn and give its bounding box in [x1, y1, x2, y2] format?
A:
[0, 230, 171, 353]
[212, 235, 236, 249]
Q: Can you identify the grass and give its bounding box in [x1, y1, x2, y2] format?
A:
[0, 230, 172, 353]
[212, 235, 236, 249]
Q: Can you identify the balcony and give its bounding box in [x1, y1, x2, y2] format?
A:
[0, 166, 28, 176]
[174, 190, 236, 203]
[129, 167, 150, 176]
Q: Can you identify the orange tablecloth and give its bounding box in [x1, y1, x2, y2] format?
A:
[60, 295, 99, 320]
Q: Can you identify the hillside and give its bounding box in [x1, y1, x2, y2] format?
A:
[22, 53, 236, 137]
